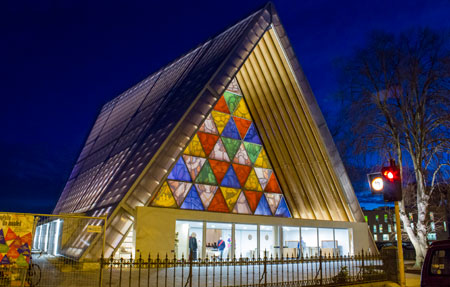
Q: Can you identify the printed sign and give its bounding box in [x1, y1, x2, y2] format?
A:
[0, 213, 34, 267]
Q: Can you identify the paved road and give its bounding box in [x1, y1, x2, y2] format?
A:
[405, 272, 420, 287]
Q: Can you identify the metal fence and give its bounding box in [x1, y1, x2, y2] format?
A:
[101, 250, 387, 287]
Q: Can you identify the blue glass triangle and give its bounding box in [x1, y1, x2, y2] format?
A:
[254, 194, 272, 216]
[1, 255, 10, 265]
[181, 185, 204, 210]
[0, 229, 5, 245]
[221, 166, 241, 188]
[168, 157, 192, 181]
[275, 196, 291, 218]
[221, 117, 241, 140]
[244, 124, 261, 145]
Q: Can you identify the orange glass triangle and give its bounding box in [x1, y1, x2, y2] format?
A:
[208, 188, 230, 213]
[213, 95, 230, 114]
[209, 159, 230, 185]
[232, 164, 252, 187]
[233, 117, 252, 139]
[197, 132, 219, 157]
[243, 190, 263, 213]
[265, 173, 282, 193]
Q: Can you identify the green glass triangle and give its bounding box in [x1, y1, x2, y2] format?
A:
[221, 137, 241, 160]
[224, 91, 241, 114]
[195, 161, 217, 185]
[243, 142, 262, 164]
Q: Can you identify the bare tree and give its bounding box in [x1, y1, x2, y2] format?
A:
[339, 28, 450, 267]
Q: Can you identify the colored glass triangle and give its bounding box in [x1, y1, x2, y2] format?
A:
[254, 194, 272, 216]
[183, 155, 206, 181]
[207, 188, 230, 213]
[232, 192, 252, 214]
[184, 134, 206, 157]
[7, 247, 19, 259]
[254, 168, 273, 190]
[16, 254, 28, 267]
[21, 233, 32, 246]
[5, 228, 16, 241]
[0, 243, 8, 253]
[243, 142, 262, 164]
[199, 113, 219, 135]
[244, 123, 262, 145]
[209, 159, 230, 185]
[1, 254, 10, 265]
[244, 169, 263, 191]
[214, 95, 230, 114]
[232, 164, 252, 187]
[168, 181, 192, 207]
[211, 110, 230, 134]
[209, 138, 230, 162]
[221, 165, 241, 188]
[9, 238, 21, 248]
[233, 143, 251, 166]
[233, 98, 251, 120]
[197, 132, 219, 157]
[265, 173, 281, 193]
[275, 196, 291, 217]
[0, 229, 5, 245]
[265, 193, 282, 215]
[152, 182, 178, 208]
[244, 191, 263, 213]
[224, 91, 241, 114]
[167, 157, 192, 182]
[181, 185, 204, 210]
[226, 78, 241, 95]
[221, 117, 241, 140]
[254, 148, 271, 168]
[17, 243, 30, 256]
[221, 187, 241, 212]
[221, 137, 241, 160]
[196, 184, 218, 209]
[195, 161, 217, 185]
[233, 117, 252, 139]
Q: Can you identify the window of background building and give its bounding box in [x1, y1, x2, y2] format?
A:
[431, 222, 435, 232]
[334, 229, 350, 255]
[384, 214, 388, 223]
[374, 234, 378, 241]
[444, 222, 447, 232]
[428, 233, 437, 241]
[260, 225, 278, 258]
[205, 222, 232, 259]
[411, 223, 414, 229]
[373, 225, 377, 233]
[364, 216, 368, 222]
[379, 224, 383, 233]
[430, 212, 434, 221]
[394, 224, 397, 232]
[235, 224, 257, 258]
[409, 213, 413, 221]
[301, 227, 318, 257]
[376, 215, 379, 222]
[282, 226, 299, 257]
[388, 225, 392, 233]
[382, 234, 389, 241]
[395, 234, 397, 240]
[175, 221, 203, 259]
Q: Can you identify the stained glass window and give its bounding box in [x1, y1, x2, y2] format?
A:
[150, 78, 291, 217]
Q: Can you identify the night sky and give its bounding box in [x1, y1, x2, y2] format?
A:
[1, 0, 449, 214]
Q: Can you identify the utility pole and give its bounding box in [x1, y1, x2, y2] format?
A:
[394, 201, 405, 287]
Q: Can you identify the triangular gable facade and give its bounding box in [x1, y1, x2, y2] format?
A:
[53, 3, 366, 260]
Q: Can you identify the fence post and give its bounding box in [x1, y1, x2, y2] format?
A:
[361, 249, 365, 281]
[264, 251, 267, 287]
[319, 251, 323, 286]
[99, 253, 104, 287]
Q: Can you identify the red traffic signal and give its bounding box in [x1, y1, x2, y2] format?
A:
[381, 164, 402, 202]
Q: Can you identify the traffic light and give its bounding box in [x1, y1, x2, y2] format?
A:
[367, 172, 383, 194]
[381, 163, 402, 202]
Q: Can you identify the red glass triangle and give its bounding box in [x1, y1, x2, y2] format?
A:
[197, 132, 219, 157]
[209, 159, 230, 185]
[233, 117, 252, 139]
[265, 173, 282, 193]
[232, 164, 252, 187]
[213, 96, 230, 114]
[243, 190, 263, 213]
[208, 188, 230, 213]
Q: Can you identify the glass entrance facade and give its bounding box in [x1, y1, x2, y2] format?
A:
[175, 220, 352, 259]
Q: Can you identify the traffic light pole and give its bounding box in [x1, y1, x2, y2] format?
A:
[394, 201, 405, 287]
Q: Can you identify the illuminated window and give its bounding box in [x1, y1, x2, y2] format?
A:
[383, 234, 389, 241]
[384, 214, 388, 223]
[395, 234, 397, 240]
[149, 81, 290, 217]
[379, 224, 383, 233]
[409, 213, 413, 221]
[430, 212, 434, 221]
[431, 222, 435, 231]
[444, 222, 447, 232]
[388, 225, 392, 232]
[411, 223, 414, 229]
[376, 215, 379, 222]
[373, 225, 377, 233]
[427, 233, 437, 241]
[374, 234, 378, 241]
[364, 216, 368, 222]
[394, 224, 397, 232]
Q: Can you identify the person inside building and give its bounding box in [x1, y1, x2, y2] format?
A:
[217, 237, 225, 259]
[189, 233, 198, 261]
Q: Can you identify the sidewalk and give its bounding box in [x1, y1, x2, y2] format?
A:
[405, 272, 420, 287]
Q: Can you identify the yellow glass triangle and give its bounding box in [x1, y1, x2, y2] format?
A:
[244, 169, 262, 191]
[211, 110, 230, 134]
[233, 99, 251, 120]
[183, 134, 206, 157]
[221, 187, 241, 211]
[151, 181, 177, 208]
[254, 148, 271, 169]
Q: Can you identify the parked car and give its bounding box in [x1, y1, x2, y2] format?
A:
[421, 239, 450, 287]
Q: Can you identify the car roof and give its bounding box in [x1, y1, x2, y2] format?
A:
[430, 239, 450, 248]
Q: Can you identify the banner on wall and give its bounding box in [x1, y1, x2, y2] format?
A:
[0, 213, 34, 267]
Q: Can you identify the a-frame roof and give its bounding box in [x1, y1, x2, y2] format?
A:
[54, 3, 365, 259]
